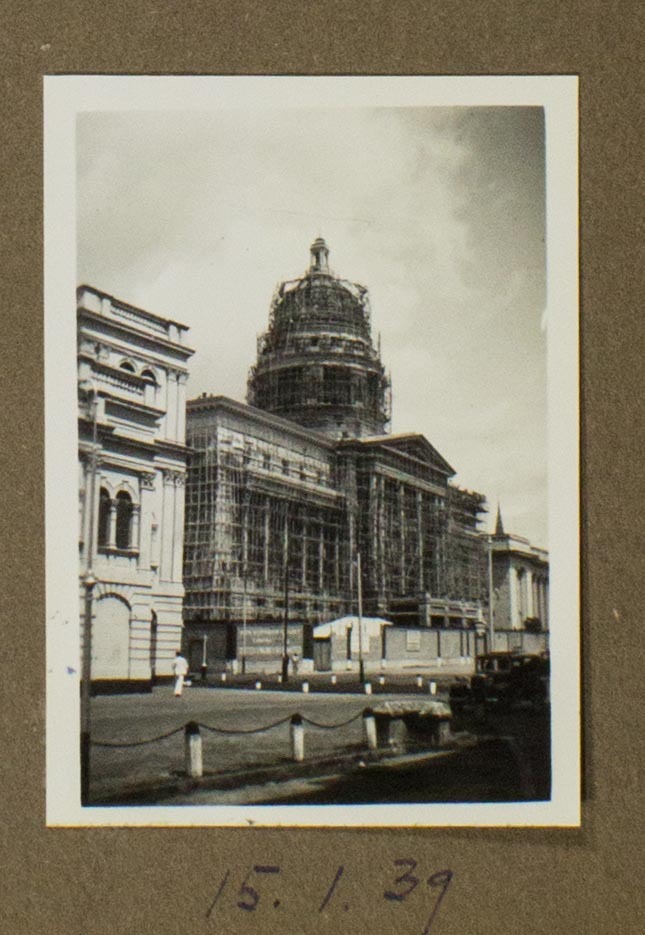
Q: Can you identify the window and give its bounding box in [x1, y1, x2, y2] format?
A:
[98, 488, 111, 546]
[282, 459, 289, 476]
[115, 491, 133, 549]
[120, 361, 136, 373]
[263, 453, 271, 471]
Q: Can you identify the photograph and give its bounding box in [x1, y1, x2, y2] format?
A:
[45, 75, 579, 826]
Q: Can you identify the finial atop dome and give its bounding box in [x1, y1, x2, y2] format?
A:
[310, 236, 330, 274]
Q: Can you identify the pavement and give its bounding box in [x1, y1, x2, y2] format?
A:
[87, 681, 550, 806]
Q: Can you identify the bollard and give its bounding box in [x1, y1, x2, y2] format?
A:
[255, 680, 262, 690]
[290, 713, 305, 762]
[429, 680, 437, 696]
[277, 674, 282, 684]
[220, 672, 227, 683]
[184, 721, 203, 778]
[330, 674, 337, 685]
[302, 681, 310, 693]
[415, 675, 423, 688]
[378, 675, 385, 686]
[363, 708, 378, 751]
[364, 681, 372, 695]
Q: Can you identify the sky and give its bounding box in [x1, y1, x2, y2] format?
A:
[77, 106, 547, 546]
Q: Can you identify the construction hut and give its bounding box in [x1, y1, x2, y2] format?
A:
[312, 616, 392, 672]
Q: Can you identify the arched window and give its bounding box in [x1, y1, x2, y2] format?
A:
[115, 491, 133, 549]
[141, 369, 157, 384]
[120, 360, 136, 373]
[98, 488, 111, 546]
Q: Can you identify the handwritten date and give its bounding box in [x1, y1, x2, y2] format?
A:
[207, 860, 453, 934]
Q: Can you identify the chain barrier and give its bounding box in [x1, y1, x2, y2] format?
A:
[197, 715, 293, 735]
[301, 711, 364, 730]
[91, 707, 366, 748]
[91, 724, 186, 748]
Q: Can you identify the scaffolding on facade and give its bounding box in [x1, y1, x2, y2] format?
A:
[183, 425, 352, 630]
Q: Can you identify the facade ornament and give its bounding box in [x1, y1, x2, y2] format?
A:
[139, 472, 157, 490]
[163, 469, 186, 486]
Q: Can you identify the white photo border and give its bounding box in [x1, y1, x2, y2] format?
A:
[45, 75, 579, 827]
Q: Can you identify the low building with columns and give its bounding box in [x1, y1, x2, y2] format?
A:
[489, 508, 549, 649]
[77, 285, 194, 690]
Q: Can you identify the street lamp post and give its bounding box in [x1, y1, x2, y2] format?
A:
[80, 380, 99, 804]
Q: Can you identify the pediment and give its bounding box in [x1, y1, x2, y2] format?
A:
[380, 435, 455, 476]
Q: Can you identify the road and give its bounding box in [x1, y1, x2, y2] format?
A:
[89, 685, 416, 801]
[89, 685, 550, 805]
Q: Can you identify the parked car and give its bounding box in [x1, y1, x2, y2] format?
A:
[449, 651, 550, 713]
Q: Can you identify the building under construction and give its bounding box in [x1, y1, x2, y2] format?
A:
[182, 239, 489, 673]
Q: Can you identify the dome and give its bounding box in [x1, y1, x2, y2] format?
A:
[247, 239, 391, 439]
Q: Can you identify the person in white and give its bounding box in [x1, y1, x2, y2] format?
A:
[172, 651, 189, 696]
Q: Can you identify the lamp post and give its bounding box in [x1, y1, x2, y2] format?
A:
[79, 379, 99, 804]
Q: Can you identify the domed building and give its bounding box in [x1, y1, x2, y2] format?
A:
[247, 238, 391, 438]
[182, 240, 494, 675]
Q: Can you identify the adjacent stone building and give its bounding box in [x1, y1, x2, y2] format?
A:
[490, 507, 549, 639]
[78, 286, 194, 689]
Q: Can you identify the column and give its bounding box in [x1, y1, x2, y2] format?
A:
[318, 521, 324, 592]
[172, 473, 186, 583]
[399, 483, 405, 593]
[369, 473, 378, 595]
[301, 518, 307, 588]
[160, 470, 175, 581]
[176, 373, 188, 443]
[241, 495, 249, 581]
[166, 370, 178, 443]
[138, 473, 156, 569]
[131, 503, 141, 551]
[526, 569, 534, 618]
[507, 559, 517, 630]
[263, 497, 270, 583]
[334, 526, 340, 591]
[377, 476, 386, 600]
[515, 567, 524, 628]
[107, 498, 117, 548]
[416, 490, 424, 592]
